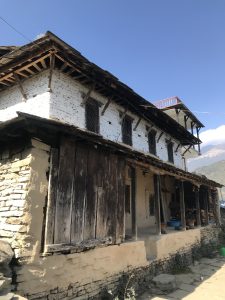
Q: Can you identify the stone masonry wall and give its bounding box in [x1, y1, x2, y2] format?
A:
[0, 139, 50, 259]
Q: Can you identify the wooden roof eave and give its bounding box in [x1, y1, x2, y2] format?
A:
[0, 32, 200, 146]
[0, 112, 221, 189]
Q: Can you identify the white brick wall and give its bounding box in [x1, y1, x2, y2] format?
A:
[0, 69, 184, 169]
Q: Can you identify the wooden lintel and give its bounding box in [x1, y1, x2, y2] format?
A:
[133, 117, 142, 131]
[157, 131, 164, 143]
[182, 145, 192, 156]
[101, 96, 112, 116]
[13, 72, 27, 101]
[48, 53, 55, 92]
[175, 144, 181, 153]
[81, 83, 96, 106]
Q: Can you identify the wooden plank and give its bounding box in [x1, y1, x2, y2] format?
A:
[131, 166, 137, 239]
[70, 144, 88, 243]
[45, 237, 112, 253]
[44, 148, 59, 249]
[179, 181, 186, 230]
[94, 149, 107, 239]
[154, 174, 161, 235]
[195, 187, 201, 226]
[83, 146, 99, 240]
[106, 153, 118, 242]
[54, 137, 76, 244]
[116, 158, 125, 243]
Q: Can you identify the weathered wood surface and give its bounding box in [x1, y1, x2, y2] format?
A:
[179, 180, 186, 230]
[195, 187, 201, 226]
[70, 144, 88, 243]
[54, 137, 76, 244]
[44, 148, 59, 248]
[49, 137, 126, 248]
[45, 237, 112, 254]
[154, 174, 161, 235]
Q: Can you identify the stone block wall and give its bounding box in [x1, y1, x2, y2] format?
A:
[0, 139, 50, 259]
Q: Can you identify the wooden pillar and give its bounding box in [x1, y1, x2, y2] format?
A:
[154, 174, 161, 235]
[195, 187, 201, 226]
[196, 127, 201, 155]
[131, 167, 137, 239]
[179, 181, 186, 230]
[204, 189, 209, 225]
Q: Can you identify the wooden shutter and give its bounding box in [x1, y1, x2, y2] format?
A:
[122, 116, 132, 146]
[148, 130, 157, 155]
[85, 99, 100, 133]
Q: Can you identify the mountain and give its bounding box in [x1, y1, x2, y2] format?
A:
[188, 144, 225, 199]
[193, 160, 225, 199]
[188, 143, 225, 171]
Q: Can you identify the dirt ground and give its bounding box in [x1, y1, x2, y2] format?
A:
[138, 255, 225, 300]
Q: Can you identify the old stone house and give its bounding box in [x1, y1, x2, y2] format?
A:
[0, 32, 222, 299]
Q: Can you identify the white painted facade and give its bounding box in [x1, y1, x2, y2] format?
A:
[0, 69, 185, 169]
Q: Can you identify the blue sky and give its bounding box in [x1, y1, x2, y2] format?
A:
[1, 0, 225, 134]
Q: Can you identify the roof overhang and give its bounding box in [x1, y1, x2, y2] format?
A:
[0, 31, 200, 146]
[0, 112, 221, 188]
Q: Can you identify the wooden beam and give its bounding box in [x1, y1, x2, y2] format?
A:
[60, 62, 68, 71]
[40, 59, 47, 69]
[101, 96, 112, 116]
[133, 117, 142, 131]
[182, 145, 192, 156]
[33, 63, 42, 72]
[154, 174, 161, 235]
[48, 53, 55, 92]
[195, 187, 201, 226]
[0, 52, 52, 83]
[157, 131, 164, 143]
[175, 144, 181, 153]
[13, 72, 27, 101]
[179, 180, 186, 230]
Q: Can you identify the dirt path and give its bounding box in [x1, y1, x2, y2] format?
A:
[138, 256, 225, 300]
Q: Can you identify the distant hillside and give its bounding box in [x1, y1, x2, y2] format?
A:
[194, 160, 225, 199]
[188, 144, 225, 171]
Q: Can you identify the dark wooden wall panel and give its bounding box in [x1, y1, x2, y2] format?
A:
[116, 158, 125, 243]
[70, 144, 88, 243]
[49, 137, 126, 246]
[54, 137, 76, 244]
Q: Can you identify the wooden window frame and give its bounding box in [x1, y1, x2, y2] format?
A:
[121, 115, 133, 146]
[85, 98, 100, 134]
[166, 140, 174, 163]
[148, 129, 157, 155]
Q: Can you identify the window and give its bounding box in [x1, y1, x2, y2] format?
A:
[85, 99, 99, 133]
[148, 129, 157, 155]
[167, 140, 174, 163]
[122, 115, 132, 146]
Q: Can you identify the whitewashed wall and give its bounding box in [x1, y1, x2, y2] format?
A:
[0, 69, 184, 169]
[0, 71, 50, 122]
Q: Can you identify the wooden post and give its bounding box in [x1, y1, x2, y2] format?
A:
[154, 174, 161, 235]
[131, 167, 137, 239]
[195, 187, 201, 227]
[204, 189, 209, 225]
[179, 181, 186, 230]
